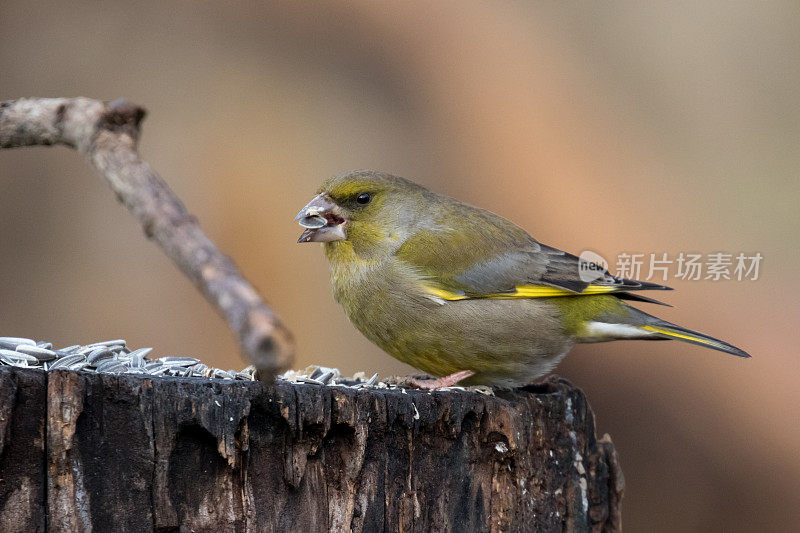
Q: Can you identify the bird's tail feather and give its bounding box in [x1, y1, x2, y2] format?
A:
[638, 322, 750, 358]
[625, 305, 751, 358]
[584, 305, 751, 357]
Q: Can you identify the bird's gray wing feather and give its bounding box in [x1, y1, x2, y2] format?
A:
[396, 197, 670, 296]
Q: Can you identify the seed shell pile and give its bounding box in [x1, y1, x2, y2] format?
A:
[0, 336, 256, 380]
[0, 337, 494, 394]
[0, 337, 386, 388]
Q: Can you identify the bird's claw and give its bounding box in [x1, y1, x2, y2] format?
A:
[408, 370, 475, 390]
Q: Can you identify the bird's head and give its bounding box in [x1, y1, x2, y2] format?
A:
[296, 170, 429, 257]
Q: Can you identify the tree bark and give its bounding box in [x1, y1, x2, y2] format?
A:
[0, 366, 623, 532]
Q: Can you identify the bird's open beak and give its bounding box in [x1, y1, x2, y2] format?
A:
[295, 194, 347, 243]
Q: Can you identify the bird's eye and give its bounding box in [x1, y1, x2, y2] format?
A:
[356, 192, 372, 205]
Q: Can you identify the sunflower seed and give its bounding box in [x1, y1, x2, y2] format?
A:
[0, 349, 38, 362]
[147, 366, 170, 376]
[296, 376, 324, 385]
[298, 214, 327, 229]
[95, 359, 124, 373]
[318, 371, 335, 384]
[69, 360, 90, 371]
[0, 337, 36, 350]
[15, 345, 58, 361]
[87, 348, 114, 365]
[189, 363, 207, 374]
[85, 339, 126, 349]
[158, 356, 200, 367]
[105, 364, 127, 375]
[144, 361, 163, 371]
[57, 345, 81, 355]
[0, 355, 29, 367]
[110, 363, 129, 374]
[77, 345, 104, 355]
[49, 354, 86, 370]
[128, 348, 153, 366]
[213, 369, 234, 380]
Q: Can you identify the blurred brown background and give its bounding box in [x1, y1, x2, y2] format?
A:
[2, 2, 798, 530]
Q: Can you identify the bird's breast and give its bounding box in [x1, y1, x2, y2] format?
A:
[326, 251, 433, 339]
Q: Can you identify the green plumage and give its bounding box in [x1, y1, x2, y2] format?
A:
[298, 170, 749, 387]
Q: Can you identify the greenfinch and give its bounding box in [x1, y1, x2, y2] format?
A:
[296, 170, 749, 388]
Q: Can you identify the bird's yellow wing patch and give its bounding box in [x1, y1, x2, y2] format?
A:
[493, 285, 619, 298]
[422, 286, 469, 301]
[422, 283, 620, 301]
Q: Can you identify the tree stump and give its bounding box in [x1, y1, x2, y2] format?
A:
[0, 366, 623, 532]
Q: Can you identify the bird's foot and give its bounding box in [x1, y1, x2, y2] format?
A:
[408, 370, 475, 390]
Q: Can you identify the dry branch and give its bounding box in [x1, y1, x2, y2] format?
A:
[0, 97, 294, 378]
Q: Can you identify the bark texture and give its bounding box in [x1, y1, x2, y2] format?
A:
[0, 97, 294, 378]
[0, 366, 623, 532]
